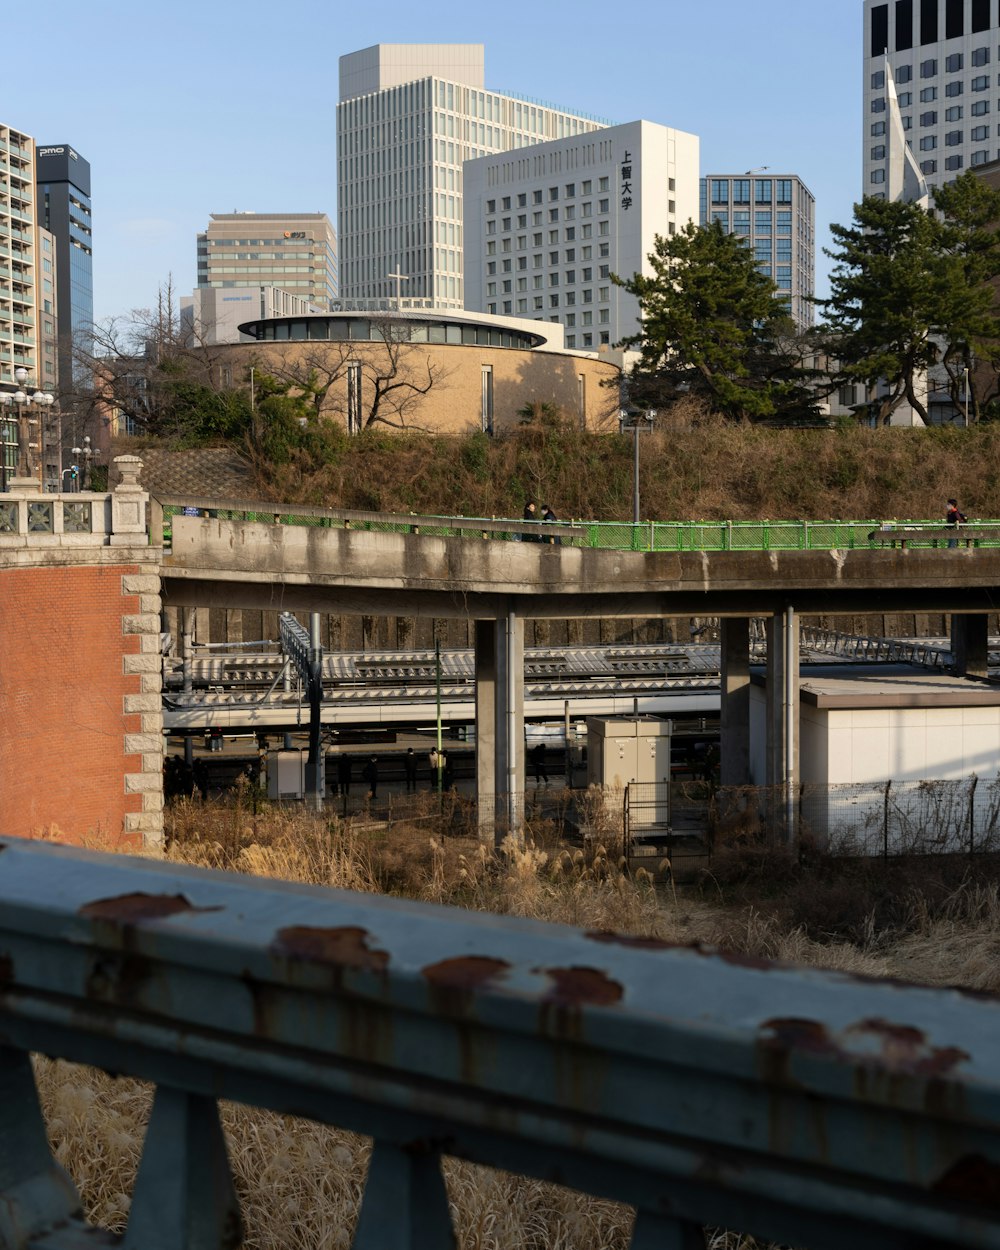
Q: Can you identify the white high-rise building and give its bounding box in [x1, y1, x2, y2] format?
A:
[463, 120, 699, 351]
[336, 44, 607, 308]
[863, 0, 1000, 198]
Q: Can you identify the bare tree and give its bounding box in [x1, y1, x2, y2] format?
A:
[69, 278, 232, 444]
[257, 316, 453, 432]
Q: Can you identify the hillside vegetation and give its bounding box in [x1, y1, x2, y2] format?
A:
[240, 415, 1000, 522]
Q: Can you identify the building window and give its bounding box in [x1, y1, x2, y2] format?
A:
[972, 100, 990, 116]
[897, 64, 912, 82]
[920, 58, 937, 78]
[972, 149, 990, 164]
[945, 130, 963, 145]
[919, 86, 937, 101]
[871, 97, 886, 113]
[945, 153, 964, 169]
[347, 362, 362, 435]
[481, 365, 494, 435]
[972, 0, 990, 31]
[945, 105, 963, 121]
[945, 53, 963, 72]
[920, 110, 937, 125]
[972, 46, 990, 67]
[871, 69, 886, 89]
[872, 144, 886, 159]
[945, 81, 964, 98]
[872, 121, 887, 135]
[919, 135, 937, 149]
[920, 158, 937, 173]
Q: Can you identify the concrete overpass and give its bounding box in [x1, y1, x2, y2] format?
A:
[161, 505, 1000, 821]
[2, 461, 998, 846]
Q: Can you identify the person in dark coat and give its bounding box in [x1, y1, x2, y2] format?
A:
[529, 742, 549, 785]
[404, 747, 418, 792]
[541, 503, 562, 545]
[337, 754, 352, 796]
[522, 499, 540, 541]
[362, 755, 379, 799]
[946, 497, 967, 548]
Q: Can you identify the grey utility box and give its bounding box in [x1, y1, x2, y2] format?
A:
[267, 749, 305, 800]
[587, 717, 673, 789]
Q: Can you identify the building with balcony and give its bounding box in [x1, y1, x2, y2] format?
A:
[336, 44, 607, 309]
[0, 123, 37, 485]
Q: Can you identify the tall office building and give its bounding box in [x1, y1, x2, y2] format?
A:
[864, 0, 1000, 198]
[35, 144, 93, 396]
[0, 122, 37, 484]
[699, 174, 815, 329]
[464, 120, 699, 350]
[197, 213, 337, 306]
[336, 44, 607, 308]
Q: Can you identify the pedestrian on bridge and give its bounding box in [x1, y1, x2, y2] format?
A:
[946, 498, 967, 549]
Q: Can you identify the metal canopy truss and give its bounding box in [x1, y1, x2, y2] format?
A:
[1, 839, 999, 1249]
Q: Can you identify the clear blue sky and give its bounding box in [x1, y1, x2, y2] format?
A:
[16, 0, 861, 322]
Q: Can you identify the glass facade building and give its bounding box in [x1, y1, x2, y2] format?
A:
[699, 174, 815, 330]
[35, 144, 92, 395]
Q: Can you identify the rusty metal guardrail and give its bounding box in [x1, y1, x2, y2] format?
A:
[1, 838, 999, 1248]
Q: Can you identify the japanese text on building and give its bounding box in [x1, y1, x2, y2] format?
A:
[620, 151, 633, 211]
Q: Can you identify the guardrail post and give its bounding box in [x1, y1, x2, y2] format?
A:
[969, 774, 979, 856]
[0, 1046, 83, 1247]
[353, 1140, 455, 1249]
[124, 1086, 241, 1250]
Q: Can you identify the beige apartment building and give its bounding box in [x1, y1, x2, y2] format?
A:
[197, 212, 338, 307]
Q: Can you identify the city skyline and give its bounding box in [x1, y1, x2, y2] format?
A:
[13, 0, 860, 323]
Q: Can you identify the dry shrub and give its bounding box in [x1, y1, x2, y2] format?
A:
[38, 795, 1000, 1250]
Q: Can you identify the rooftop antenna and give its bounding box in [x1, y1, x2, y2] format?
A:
[744, 166, 769, 175]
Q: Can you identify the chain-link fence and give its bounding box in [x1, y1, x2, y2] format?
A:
[710, 779, 1000, 858]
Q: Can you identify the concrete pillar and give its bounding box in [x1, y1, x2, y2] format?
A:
[951, 613, 990, 680]
[720, 617, 751, 787]
[473, 613, 524, 843]
[765, 609, 799, 797]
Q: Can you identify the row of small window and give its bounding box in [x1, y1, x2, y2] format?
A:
[909, 105, 992, 122]
[892, 87, 995, 107]
[709, 179, 795, 204]
[488, 258, 612, 277]
[486, 179, 612, 212]
[488, 223, 612, 243]
[871, 152, 982, 180]
[487, 201, 611, 230]
[487, 241, 611, 261]
[872, 49, 993, 88]
[565, 334, 611, 349]
[872, 78, 1000, 111]
[487, 280, 612, 301]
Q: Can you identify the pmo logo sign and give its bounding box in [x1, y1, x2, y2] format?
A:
[37, 146, 80, 161]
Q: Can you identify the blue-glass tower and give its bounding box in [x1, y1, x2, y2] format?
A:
[35, 144, 93, 396]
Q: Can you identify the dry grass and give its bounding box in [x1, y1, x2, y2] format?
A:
[33, 800, 1000, 1248]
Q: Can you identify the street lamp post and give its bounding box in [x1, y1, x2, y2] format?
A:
[70, 435, 92, 491]
[2, 367, 55, 486]
[623, 407, 657, 525]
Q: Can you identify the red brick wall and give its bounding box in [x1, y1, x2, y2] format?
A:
[0, 565, 144, 846]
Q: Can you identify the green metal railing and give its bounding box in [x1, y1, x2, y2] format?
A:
[160, 499, 1000, 554]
